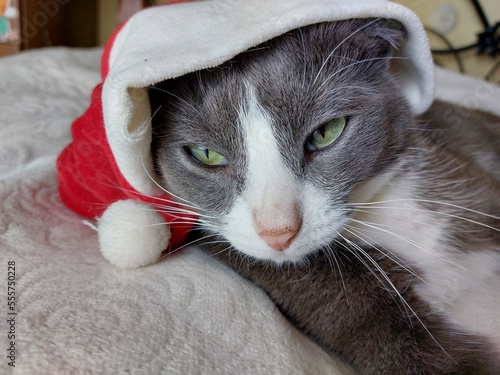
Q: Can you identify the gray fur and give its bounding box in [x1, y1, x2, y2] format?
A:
[151, 19, 410, 219]
[150, 19, 500, 374]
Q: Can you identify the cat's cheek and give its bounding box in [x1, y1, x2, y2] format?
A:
[297, 182, 351, 254]
[220, 196, 282, 262]
[220, 183, 347, 264]
[219, 199, 301, 263]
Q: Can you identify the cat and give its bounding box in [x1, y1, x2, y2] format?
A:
[148, 18, 500, 374]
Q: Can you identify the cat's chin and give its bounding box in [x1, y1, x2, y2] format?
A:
[249, 248, 311, 266]
[219, 231, 337, 266]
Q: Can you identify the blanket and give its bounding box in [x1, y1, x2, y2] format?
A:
[0, 48, 353, 374]
[1, 46, 499, 374]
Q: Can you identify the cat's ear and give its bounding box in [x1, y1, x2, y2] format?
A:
[361, 18, 433, 115]
[365, 18, 407, 59]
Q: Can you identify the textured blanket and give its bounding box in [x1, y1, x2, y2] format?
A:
[0, 48, 353, 374]
[1, 47, 499, 375]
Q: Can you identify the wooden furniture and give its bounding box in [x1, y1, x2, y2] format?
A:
[0, 0, 99, 57]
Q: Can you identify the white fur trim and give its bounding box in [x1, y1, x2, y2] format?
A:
[98, 200, 171, 268]
[102, 0, 435, 195]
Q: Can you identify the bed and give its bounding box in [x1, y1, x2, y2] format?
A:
[0, 47, 499, 375]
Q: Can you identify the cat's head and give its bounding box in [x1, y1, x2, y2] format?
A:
[150, 19, 415, 264]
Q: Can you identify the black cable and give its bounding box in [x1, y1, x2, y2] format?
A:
[431, 42, 478, 55]
[428, 0, 500, 56]
[484, 59, 500, 81]
[470, 0, 490, 29]
[425, 27, 465, 72]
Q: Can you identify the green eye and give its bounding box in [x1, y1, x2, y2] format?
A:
[187, 146, 228, 166]
[306, 117, 346, 151]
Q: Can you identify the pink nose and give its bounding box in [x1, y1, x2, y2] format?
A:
[259, 228, 299, 251]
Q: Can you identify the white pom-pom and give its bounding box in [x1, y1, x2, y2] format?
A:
[97, 200, 170, 268]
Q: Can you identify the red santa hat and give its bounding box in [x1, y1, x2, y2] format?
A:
[57, 0, 435, 268]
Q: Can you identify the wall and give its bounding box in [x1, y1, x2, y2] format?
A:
[396, 0, 500, 82]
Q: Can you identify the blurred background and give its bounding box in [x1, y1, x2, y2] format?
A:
[0, 0, 499, 82]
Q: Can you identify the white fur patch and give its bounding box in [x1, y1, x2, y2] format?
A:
[222, 86, 299, 261]
[347, 173, 447, 267]
[347, 170, 500, 348]
[418, 249, 500, 350]
[222, 86, 345, 263]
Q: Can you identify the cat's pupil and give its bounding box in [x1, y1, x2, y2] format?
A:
[185, 145, 228, 167]
[306, 117, 346, 151]
[319, 126, 326, 139]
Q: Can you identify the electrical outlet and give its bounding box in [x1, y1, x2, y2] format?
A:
[431, 4, 458, 35]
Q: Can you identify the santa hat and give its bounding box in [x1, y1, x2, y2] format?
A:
[57, 0, 434, 268]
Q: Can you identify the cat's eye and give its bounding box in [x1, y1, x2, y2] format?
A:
[186, 145, 228, 166]
[306, 117, 347, 151]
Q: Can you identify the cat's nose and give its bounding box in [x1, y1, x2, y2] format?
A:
[258, 225, 300, 251]
[254, 202, 302, 251]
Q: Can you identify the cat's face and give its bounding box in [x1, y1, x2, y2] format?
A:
[150, 19, 414, 264]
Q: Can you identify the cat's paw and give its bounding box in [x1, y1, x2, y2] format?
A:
[97, 199, 170, 268]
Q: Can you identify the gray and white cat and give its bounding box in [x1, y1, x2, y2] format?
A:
[149, 19, 500, 374]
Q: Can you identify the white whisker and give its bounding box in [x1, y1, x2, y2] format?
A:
[353, 204, 499, 233]
[350, 218, 462, 268]
[343, 226, 425, 283]
[158, 233, 222, 259]
[152, 204, 216, 221]
[146, 194, 203, 212]
[325, 242, 350, 305]
[336, 234, 450, 358]
[353, 198, 500, 221]
[140, 156, 205, 211]
[317, 56, 408, 90]
[148, 85, 201, 115]
[312, 18, 381, 85]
